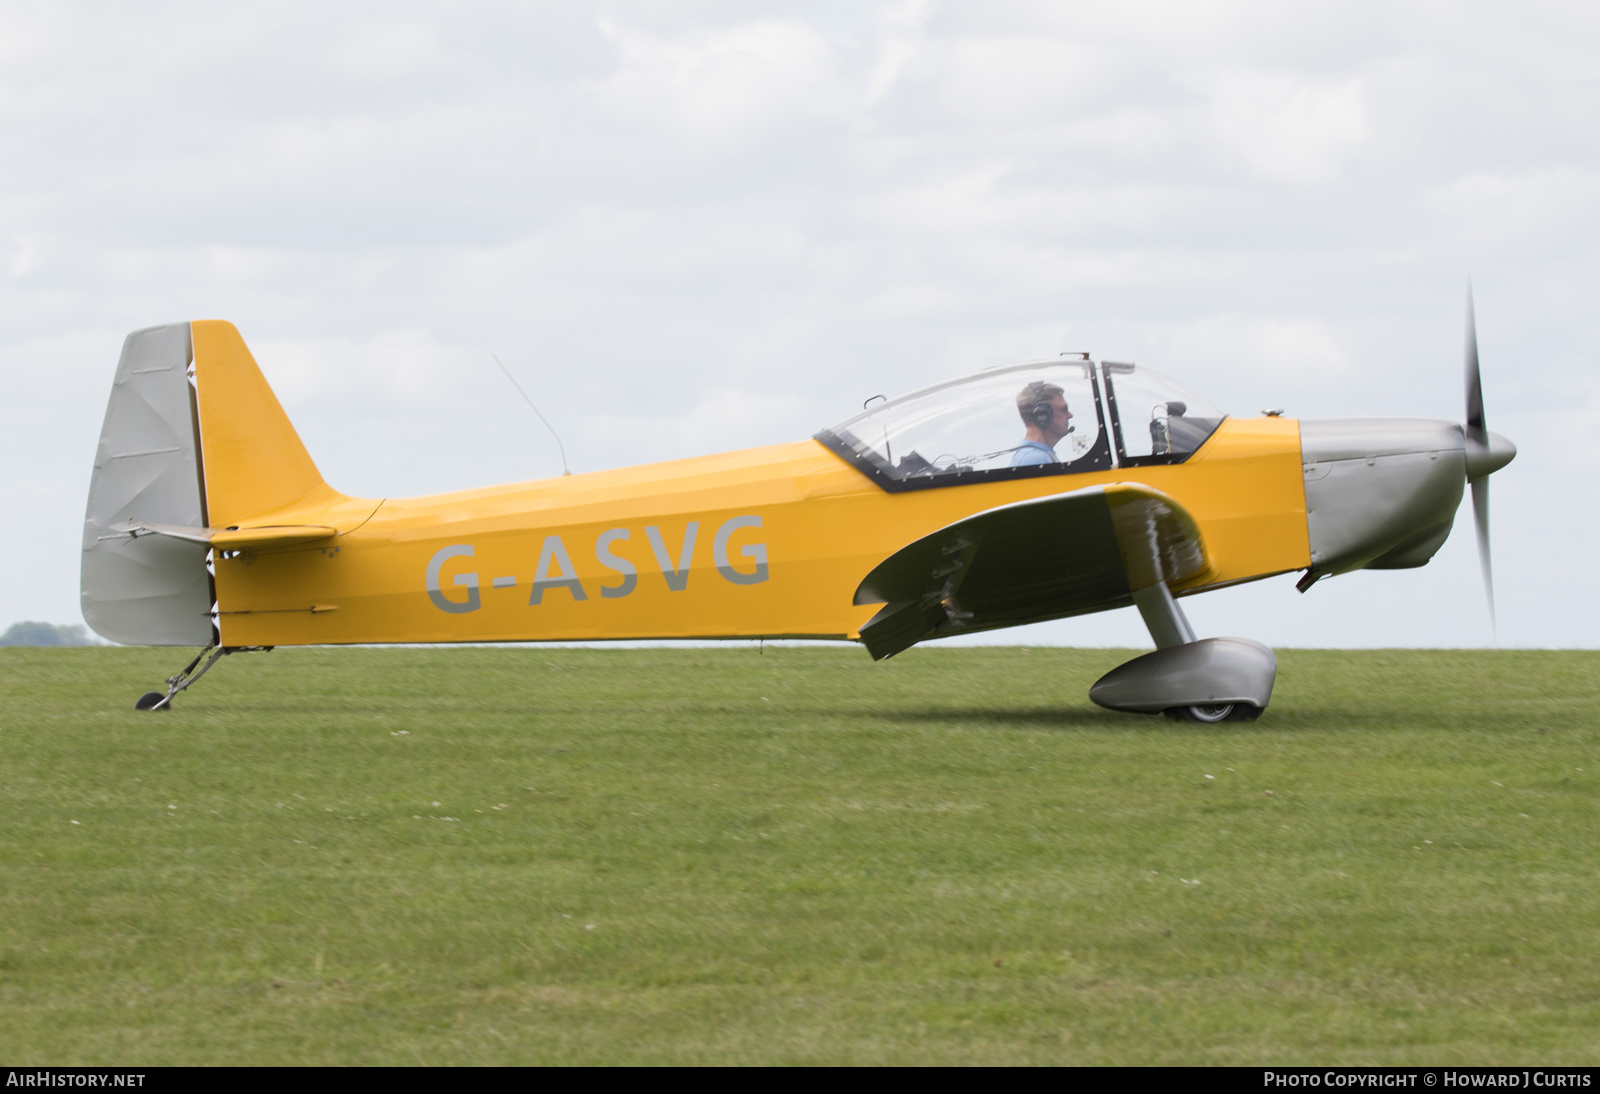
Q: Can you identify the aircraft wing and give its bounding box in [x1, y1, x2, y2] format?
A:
[853, 483, 1209, 660]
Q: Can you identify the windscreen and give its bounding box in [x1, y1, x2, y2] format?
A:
[823, 360, 1109, 484]
[1101, 364, 1225, 463]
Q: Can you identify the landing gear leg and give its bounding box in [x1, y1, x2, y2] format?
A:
[135, 643, 267, 711]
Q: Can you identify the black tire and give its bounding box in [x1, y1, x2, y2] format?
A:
[135, 691, 169, 711]
[1164, 703, 1261, 723]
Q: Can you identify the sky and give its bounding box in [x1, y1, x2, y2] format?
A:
[2, 0, 1596, 649]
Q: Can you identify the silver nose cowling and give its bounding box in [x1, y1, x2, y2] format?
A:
[1299, 418, 1470, 581]
[1296, 288, 1515, 623]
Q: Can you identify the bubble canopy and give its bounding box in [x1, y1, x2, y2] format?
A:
[815, 359, 1226, 492]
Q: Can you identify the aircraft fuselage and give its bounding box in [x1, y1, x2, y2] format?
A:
[213, 418, 1310, 647]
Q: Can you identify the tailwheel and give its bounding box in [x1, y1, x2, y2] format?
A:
[132, 643, 269, 712]
[1165, 703, 1261, 723]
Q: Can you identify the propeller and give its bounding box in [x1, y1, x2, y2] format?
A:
[1464, 286, 1494, 631]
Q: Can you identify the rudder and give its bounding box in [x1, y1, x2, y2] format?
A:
[81, 323, 214, 645]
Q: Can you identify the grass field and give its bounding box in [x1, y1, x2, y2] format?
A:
[1, 644, 1598, 1065]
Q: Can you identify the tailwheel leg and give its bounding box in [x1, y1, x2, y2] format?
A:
[136, 643, 268, 711]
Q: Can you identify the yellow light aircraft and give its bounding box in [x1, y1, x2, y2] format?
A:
[83, 311, 1515, 718]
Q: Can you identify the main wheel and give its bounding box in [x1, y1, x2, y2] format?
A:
[134, 691, 169, 711]
[1165, 703, 1261, 723]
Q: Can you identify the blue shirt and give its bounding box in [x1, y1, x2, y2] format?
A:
[1010, 440, 1058, 467]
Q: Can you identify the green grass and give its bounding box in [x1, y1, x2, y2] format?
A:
[1, 645, 1598, 1064]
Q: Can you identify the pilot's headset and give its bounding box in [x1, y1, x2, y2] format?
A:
[1022, 382, 1070, 431]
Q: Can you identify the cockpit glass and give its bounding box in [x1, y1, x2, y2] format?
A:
[822, 360, 1110, 484]
[1100, 364, 1225, 463]
[817, 358, 1227, 490]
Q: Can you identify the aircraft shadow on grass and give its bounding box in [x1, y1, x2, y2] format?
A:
[865, 706, 1198, 731]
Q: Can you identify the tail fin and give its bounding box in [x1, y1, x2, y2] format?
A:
[82, 320, 331, 645]
[192, 320, 326, 528]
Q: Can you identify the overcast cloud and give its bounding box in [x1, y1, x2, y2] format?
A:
[3, 1, 1595, 648]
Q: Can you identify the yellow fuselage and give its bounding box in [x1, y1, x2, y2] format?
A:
[214, 419, 1311, 647]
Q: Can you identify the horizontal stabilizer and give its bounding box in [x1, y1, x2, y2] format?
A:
[854, 483, 1210, 660]
[106, 520, 337, 550]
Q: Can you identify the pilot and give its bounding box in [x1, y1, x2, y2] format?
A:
[1011, 381, 1074, 466]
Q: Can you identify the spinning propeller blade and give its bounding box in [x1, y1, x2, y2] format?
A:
[1472, 476, 1494, 631]
[1465, 286, 1486, 448]
[1465, 285, 1494, 631]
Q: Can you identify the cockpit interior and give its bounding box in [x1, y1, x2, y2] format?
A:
[816, 358, 1226, 491]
